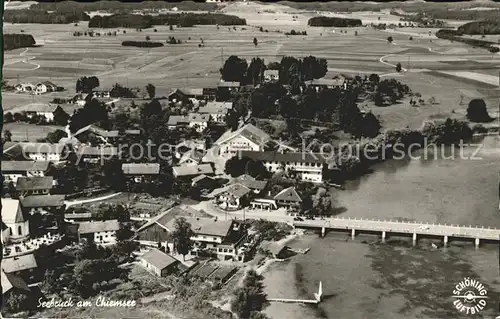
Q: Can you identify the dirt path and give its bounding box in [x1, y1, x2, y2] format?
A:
[64, 192, 123, 207]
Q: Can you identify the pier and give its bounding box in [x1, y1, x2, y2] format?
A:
[268, 282, 323, 304]
[293, 218, 500, 248]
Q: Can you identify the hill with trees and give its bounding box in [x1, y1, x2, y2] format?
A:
[4, 9, 90, 24]
[308, 16, 362, 27]
[4, 34, 36, 51]
[457, 20, 500, 35]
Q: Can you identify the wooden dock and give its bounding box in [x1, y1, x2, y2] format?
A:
[267, 298, 319, 304]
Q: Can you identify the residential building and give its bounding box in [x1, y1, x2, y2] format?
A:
[165, 217, 247, 261]
[168, 88, 204, 103]
[75, 146, 119, 163]
[191, 174, 217, 188]
[167, 115, 189, 129]
[198, 103, 230, 124]
[77, 219, 120, 245]
[122, 163, 160, 183]
[10, 143, 65, 161]
[232, 174, 267, 194]
[273, 186, 302, 211]
[15, 82, 35, 93]
[214, 123, 271, 156]
[15, 176, 54, 196]
[208, 183, 252, 210]
[2, 198, 30, 243]
[139, 249, 181, 277]
[2, 161, 49, 185]
[20, 195, 65, 215]
[217, 81, 240, 92]
[179, 149, 205, 166]
[188, 113, 210, 132]
[172, 164, 214, 179]
[73, 124, 119, 141]
[35, 81, 58, 95]
[249, 198, 277, 211]
[64, 212, 93, 223]
[71, 92, 91, 106]
[304, 77, 346, 91]
[264, 70, 279, 83]
[1, 254, 38, 274]
[202, 87, 217, 101]
[175, 139, 206, 159]
[18, 103, 68, 122]
[1, 271, 30, 300]
[240, 151, 334, 183]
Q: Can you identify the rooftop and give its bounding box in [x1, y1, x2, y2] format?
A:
[20, 195, 65, 208]
[169, 88, 204, 97]
[167, 115, 189, 126]
[2, 254, 38, 273]
[239, 151, 332, 164]
[233, 174, 267, 190]
[78, 219, 120, 234]
[2, 161, 50, 172]
[141, 249, 179, 270]
[165, 217, 234, 238]
[205, 101, 233, 109]
[15, 142, 66, 154]
[122, 163, 160, 175]
[214, 123, 271, 147]
[217, 81, 240, 88]
[188, 113, 210, 123]
[179, 149, 205, 165]
[304, 77, 345, 87]
[76, 146, 119, 157]
[172, 164, 214, 177]
[12, 103, 60, 114]
[264, 69, 279, 76]
[2, 198, 24, 224]
[1, 271, 30, 294]
[136, 205, 203, 233]
[16, 176, 54, 191]
[274, 187, 302, 203]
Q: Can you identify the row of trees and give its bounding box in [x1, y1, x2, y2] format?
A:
[88, 13, 246, 29]
[4, 110, 69, 126]
[122, 40, 164, 48]
[4, 9, 89, 24]
[308, 16, 362, 27]
[231, 270, 269, 319]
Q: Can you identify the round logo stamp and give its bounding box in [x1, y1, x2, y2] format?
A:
[452, 277, 488, 315]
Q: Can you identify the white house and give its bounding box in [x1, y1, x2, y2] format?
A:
[178, 149, 205, 166]
[213, 123, 271, 157]
[2, 161, 49, 185]
[15, 83, 35, 93]
[304, 77, 347, 91]
[77, 220, 120, 245]
[264, 70, 279, 83]
[16, 143, 65, 161]
[2, 199, 30, 244]
[188, 113, 210, 132]
[208, 183, 252, 210]
[18, 103, 67, 122]
[34, 81, 58, 95]
[121, 163, 160, 183]
[198, 106, 228, 124]
[240, 151, 334, 183]
[139, 249, 180, 277]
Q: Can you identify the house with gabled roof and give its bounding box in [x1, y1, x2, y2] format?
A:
[2, 161, 50, 185]
[122, 163, 160, 183]
[2, 198, 30, 243]
[168, 88, 204, 103]
[188, 113, 210, 132]
[35, 81, 58, 95]
[7, 142, 66, 161]
[167, 115, 189, 129]
[264, 70, 279, 83]
[77, 219, 120, 245]
[179, 149, 205, 166]
[304, 77, 346, 91]
[15, 82, 35, 93]
[15, 103, 68, 122]
[1, 270, 30, 300]
[213, 123, 271, 157]
[207, 183, 253, 210]
[172, 164, 214, 179]
[15, 176, 53, 196]
[2, 254, 38, 274]
[20, 195, 65, 215]
[274, 186, 302, 211]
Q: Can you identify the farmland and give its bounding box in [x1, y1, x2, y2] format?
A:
[4, 2, 499, 132]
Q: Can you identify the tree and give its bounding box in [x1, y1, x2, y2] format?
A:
[225, 156, 247, 177]
[146, 35, 150, 41]
[3, 129, 12, 142]
[76, 76, 100, 93]
[220, 55, 248, 83]
[467, 99, 492, 123]
[369, 73, 380, 83]
[387, 36, 393, 43]
[4, 112, 13, 123]
[145, 83, 156, 99]
[53, 107, 70, 125]
[231, 270, 267, 318]
[40, 129, 67, 143]
[396, 63, 402, 72]
[409, 36, 413, 40]
[172, 217, 194, 261]
[169, 24, 173, 30]
[253, 37, 258, 46]
[246, 57, 266, 85]
[354, 30, 358, 36]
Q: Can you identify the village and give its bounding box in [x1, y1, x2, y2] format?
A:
[1, 53, 363, 317]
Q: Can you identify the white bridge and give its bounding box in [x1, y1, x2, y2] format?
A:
[293, 217, 500, 248]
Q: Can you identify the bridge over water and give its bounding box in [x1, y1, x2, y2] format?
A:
[293, 217, 500, 248]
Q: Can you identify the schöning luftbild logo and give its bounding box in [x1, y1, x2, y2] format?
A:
[452, 277, 488, 315]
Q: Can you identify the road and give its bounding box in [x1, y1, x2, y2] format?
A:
[191, 201, 294, 223]
[64, 192, 123, 207]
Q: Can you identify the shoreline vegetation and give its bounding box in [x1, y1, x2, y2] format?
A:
[307, 16, 362, 28]
[435, 28, 500, 53]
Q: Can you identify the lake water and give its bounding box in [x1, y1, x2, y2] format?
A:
[264, 136, 500, 319]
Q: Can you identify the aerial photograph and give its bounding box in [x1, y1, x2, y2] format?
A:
[1, 0, 499, 318]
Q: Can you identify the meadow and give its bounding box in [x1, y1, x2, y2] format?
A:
[3, 1, 500, 134]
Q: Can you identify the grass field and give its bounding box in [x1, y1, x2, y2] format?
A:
[3, 1, 500, 132]
[3, 122, 64, 141]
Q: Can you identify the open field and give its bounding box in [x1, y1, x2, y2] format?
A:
[3, 122, 64, 141]
[3, 1, 500, 131]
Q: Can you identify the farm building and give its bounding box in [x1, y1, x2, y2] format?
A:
[20, 195, 65, 215]
[121, 163, 160, 183]
[16, 103, 68, 122]
[15, 176, 54, 196]
[77, 219, 120, 245]
[15, 82, 35, 93]
[139, 249, 181, 277]
[188, 113, 210, 132]
[264, 70, 279, 83]
[172, 164, 214, 178]
[2, 254, 38, 275]
[213, 123, 270, 156]
[34, 81, 59, 95]
[2, 161, 49, 185]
